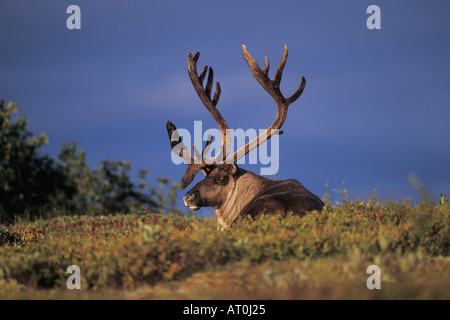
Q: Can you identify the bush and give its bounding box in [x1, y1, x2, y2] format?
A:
[0, 99, 178, 221]
[0, 100, 75, 220]
[53, 142, 161, 216]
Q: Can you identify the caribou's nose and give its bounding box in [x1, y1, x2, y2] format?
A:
[183, 191, 200, 210]
[183, 192, 196, 204]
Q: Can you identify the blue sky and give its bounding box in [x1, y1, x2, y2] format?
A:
[1, 1, 449, 216]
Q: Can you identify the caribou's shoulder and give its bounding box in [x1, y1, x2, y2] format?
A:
[258, 178, 306, 195]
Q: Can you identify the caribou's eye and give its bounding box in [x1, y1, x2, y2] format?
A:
[215, 175, 228, 185]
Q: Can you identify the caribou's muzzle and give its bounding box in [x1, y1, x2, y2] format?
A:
[183, 191, 201, 210]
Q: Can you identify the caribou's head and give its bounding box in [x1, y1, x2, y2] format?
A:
[167, 45, 306, 211]
[182, 163, 239, 210]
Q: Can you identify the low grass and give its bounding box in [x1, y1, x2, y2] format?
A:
[0, 196, 449, 299]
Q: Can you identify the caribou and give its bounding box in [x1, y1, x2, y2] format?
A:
[167, 45, 323, 229]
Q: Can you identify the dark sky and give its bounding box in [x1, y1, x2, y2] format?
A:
[1, 1, 449, 216]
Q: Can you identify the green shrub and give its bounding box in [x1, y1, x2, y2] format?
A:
[0, 99, 179, 221]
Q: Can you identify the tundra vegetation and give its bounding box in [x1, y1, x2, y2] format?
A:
[1, 99, 449, 299]
[0, 194, 449, 299]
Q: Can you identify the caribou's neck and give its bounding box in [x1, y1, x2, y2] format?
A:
[214, 169, 268, 229]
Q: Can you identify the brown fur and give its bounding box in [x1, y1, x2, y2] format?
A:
[184, 165, 323, 229]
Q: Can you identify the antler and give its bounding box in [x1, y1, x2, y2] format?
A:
[166, 120, 209, 188]
[225, 45, 306, 163]
[187, 51, 231, 163]
[167, 51, 232, 188]
[167, 45, 305, 188]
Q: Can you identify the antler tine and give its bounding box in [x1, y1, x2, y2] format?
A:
[286, 75, 306, 104]
[226, 45, 306, 164]
[198, 65, 208, 84]
[166, 120, 196, 165]
[212, 82, 221, 106]
[192, 144, 202, 160]
[202, 135, 214, 158]
[205, 67, 214, 99]
[262, 56, 270, 74]
[273, 44, 288, 88]
[191, 137, 215, 162]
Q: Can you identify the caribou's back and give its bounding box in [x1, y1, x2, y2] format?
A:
[239, 175, 324, 218]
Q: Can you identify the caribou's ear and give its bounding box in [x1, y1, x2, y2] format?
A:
[201, 164, 215, 176]
[227, 164, 238, 175]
